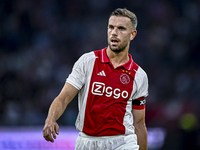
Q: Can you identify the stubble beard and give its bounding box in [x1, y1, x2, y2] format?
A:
[108, 42, 128, 53]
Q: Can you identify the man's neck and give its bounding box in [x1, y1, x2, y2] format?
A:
[106, 47, 130, 68]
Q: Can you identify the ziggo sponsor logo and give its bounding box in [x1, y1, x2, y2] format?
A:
[91, 82, 129, 99]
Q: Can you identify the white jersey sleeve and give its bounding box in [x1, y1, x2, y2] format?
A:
[66, 54, 86, 90]
[132, 67, 149, 100]
[66, 52, 95, 90]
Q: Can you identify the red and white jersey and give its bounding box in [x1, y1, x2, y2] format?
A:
[66, 47, 148, 136]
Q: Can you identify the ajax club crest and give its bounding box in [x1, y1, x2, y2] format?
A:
[120, 73, 130, 85]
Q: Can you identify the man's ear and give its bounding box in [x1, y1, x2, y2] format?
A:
[130, 30, 137, 41]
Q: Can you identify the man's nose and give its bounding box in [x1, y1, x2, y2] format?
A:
[111, 28, 118, 36]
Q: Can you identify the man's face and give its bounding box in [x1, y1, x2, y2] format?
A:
[107, 16, 136, 53]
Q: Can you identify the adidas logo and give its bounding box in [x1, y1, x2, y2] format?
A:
[97, 70, 106, 76]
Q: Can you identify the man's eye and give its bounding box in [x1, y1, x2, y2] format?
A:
[119, 27, 125, 30]
[109, 26, 114, 29]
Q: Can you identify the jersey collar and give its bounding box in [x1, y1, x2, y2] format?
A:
[101, 47, 134, 71]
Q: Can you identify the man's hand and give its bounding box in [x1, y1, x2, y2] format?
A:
[42, 83, 78, 143]
[43, 121, 59, 143]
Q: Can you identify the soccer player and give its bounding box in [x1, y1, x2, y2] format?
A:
[43, 8, 148, 150]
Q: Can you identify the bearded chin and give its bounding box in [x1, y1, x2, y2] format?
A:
[108, 43, 128, 53]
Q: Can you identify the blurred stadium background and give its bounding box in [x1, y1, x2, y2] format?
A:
[0, 0, 200, 149]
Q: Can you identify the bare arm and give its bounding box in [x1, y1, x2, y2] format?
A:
[132, 109, 148, 150]
[43, 82, 79, 143]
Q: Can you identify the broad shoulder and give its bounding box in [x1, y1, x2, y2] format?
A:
[78, 51, 96, 63]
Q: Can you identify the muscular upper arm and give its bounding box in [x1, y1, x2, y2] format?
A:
[132, 109, 146, 127]
[132, 109, 147, 150]
[56, 82, 79, 106]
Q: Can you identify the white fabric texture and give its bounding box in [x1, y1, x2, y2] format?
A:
[75, 132, 139, 150]
[131, 66, 149, 100]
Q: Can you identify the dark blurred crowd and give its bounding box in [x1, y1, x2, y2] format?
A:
[0, 0, 200, 132]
